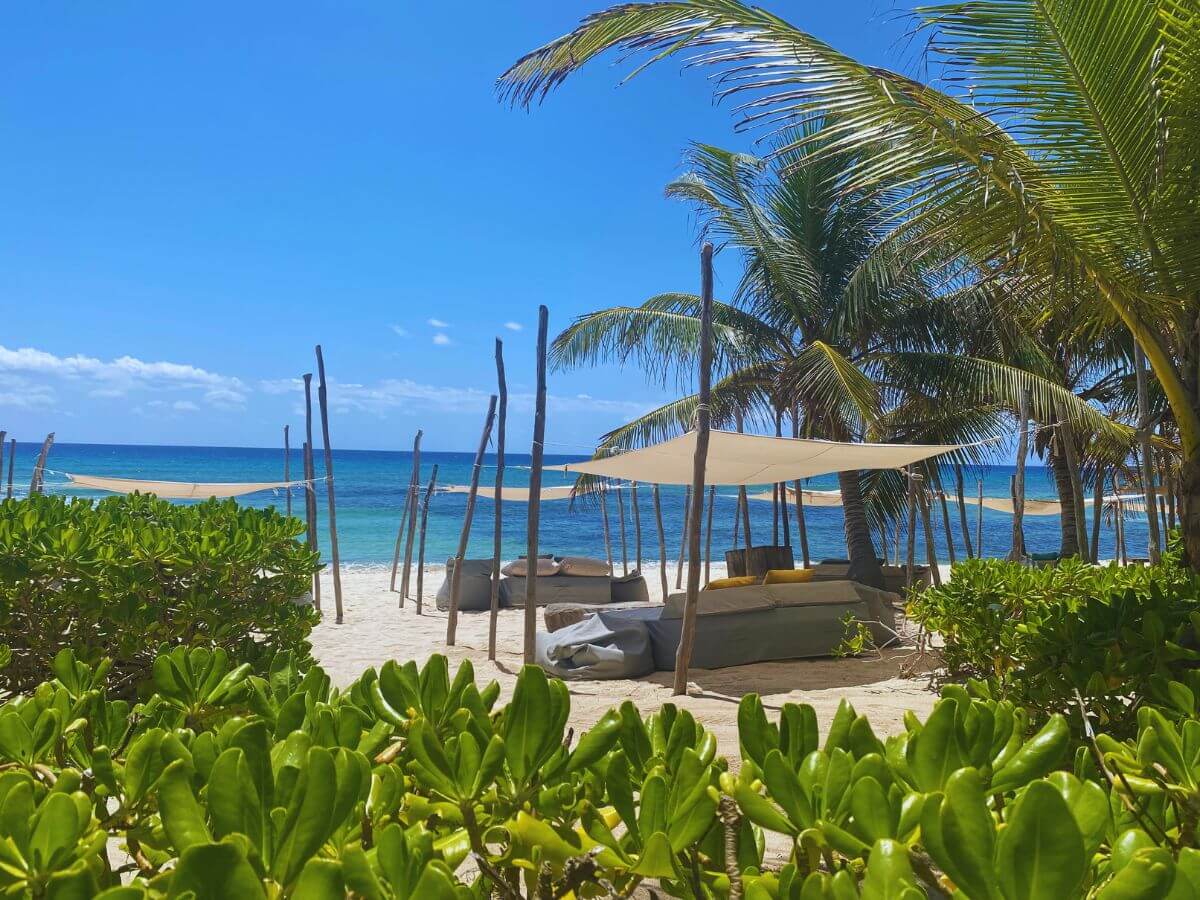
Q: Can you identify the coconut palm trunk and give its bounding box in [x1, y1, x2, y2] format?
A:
[837, 469, 883, 589]
[1049, 447, 1083, 558]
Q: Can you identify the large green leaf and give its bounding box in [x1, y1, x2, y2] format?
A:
[995, 780, 1086, 900]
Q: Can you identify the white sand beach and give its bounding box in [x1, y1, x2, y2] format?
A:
[310, 563, 939, 755]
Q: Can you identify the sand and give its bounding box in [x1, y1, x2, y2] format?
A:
[310, 562, 938, 754]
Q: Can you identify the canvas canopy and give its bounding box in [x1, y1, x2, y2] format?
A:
[750, 487, 844, 507]
[556, 430, 962, 487]
[67, 473, 307, 500]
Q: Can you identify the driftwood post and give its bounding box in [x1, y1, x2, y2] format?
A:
[416, 465, 439, 615]
[390, 431, 421, 594]
[489, 338, 507, 661]
[1114, 471, 1128, 564]
[393, 475, 417, 595]
[1007, 391, 1029, 561]
[302, 375, 322, 613]
[400, 432, 423, 601]
[905, 469, 918, 590]
[673, 242, 714, 696]
[600, 484, 614, 572]
[632, 482, 643, 571]
[0, 433, 5, 499]
[314, 346, 344, 624]
[446, 395, 498, 647]
[916, 476, 942, 586]
[675, 486, 692, 589]
[1091, 465, 1104, 563]
[6, 438, 13, 499]
[283, 426, 292, 517]
[791, 408, 810, 567]
[735, 411, 752, 546]
[524, 305, 549, 665]
[705, 484, 715, 583]
[976, 478, 984, 558]
[927, 465, 956, 565]
[29, 433, 54, 495]
[954, 464, 973, 558]
[1134, 344, 1162, 562]
[780, 481, 792, 548]
[616, 485, 629, 576]
[653, 483, 669, 600]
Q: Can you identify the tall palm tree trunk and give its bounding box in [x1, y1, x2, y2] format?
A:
[1049, 447, 1082, 558]
[838, 469, 884, 589]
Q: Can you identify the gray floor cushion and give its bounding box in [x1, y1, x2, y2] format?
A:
[535, 611, 655, 680]
[610, 572, 649, 604]
[500, 574, 612, 608]
[435, 558, 496, 611]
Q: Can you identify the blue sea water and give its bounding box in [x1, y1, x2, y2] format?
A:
[2, 441, 1152, 566]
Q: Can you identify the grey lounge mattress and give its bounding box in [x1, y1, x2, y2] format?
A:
[500, 574, 613, 608]
[534, 580, 899, 677]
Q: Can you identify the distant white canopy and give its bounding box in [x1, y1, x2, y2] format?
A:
[750, 487, 844, 507]
[67, 473, 306, 499]
[442, 484, 576, 502]
[556, 430, 963, 486]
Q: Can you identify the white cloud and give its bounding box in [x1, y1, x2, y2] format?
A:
[258, 377, 304, 395]
[503, 321, 523, 332]
[390, 325, 408, 337]
[427, 318, 450, 328]
[0, 344, 245, 409]
[173, 400, 199, 412]
[432, 333, 452, 346]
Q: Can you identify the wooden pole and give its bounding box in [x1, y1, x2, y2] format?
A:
[632, 482, 643, 571]
[893, 519, 902, 566]
[780, 482, 792, 548]
[489, 338, 507, 661]
[6, 438, 13, 499]
[1091, 465, 1104, 563]
[675, 485, 691, 589]
[916, 475, 941, 586]
[524, 305, 549, 665]
[1134, 343, 1162, 562]
[653, 483, 669, 600]
[673, 242, 714, 696]
[314, 346, 344, 624]
[1114, 471, 1128, 564]
[29, 433, 54, 495]
[705, 484, 715, 583]
[302, 375, 322, 613]
[416, 464, 439, 615]
[389, 434, 419, 594]
[447, 395, 498, 647]
[772, 483, 780, 546]
[1159, 454, 1170, 539]
[0, 433, 5, 501]
[736, 410, 752, 547]
[1056, 407, 1091, 560]
[1008, 391, 1029, 561]
[791, 408, 810, 567]
[927, 464, 956, 565]
[600, 484, 614, 571]
[283, 426, 292, 518]
[905, 468, 918, 590]
[732, 496, 741, 548]
[976, 478, 984, 558]
[616, 485, 629, 576]
[399, 432, 423, 601]
[954, 464, 973, 558]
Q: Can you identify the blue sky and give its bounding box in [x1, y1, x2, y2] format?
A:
[0, 1, 913, 453]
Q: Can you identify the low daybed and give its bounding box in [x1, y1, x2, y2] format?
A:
[535, 579, 900, 680]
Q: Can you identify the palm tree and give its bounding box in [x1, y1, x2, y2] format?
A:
[499, 0, 1200, 563]
[552, 135, 1119, 585]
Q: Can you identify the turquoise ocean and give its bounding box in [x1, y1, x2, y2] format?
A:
[2, 442, 1151, 566]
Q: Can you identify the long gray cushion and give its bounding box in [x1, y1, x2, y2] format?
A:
[500, 574, 612, 608]
[435, 559, 496, 611]
[765, 580, 899, 646]
[661, 584, 776, 619]
[535, 611, 655, 681]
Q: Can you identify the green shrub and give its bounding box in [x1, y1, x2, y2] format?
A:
[4, 646, 1200, 897]
[907, 550, 1200, 737]
[0, 493, 319, 698]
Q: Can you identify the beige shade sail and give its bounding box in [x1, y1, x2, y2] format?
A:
[749, 487, 844, 507]
[442, 484, 576, 502]
[556, 430, 963, 486]
[67, 473, 307, 499]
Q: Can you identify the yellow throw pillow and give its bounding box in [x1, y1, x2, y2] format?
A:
[703, 575, 760, 591]
[763, 568, 814, 585]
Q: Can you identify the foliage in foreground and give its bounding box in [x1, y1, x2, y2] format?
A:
[908, 551, 1200, 737]
[6, 649, 1200, 897]
[0, 494, 319, 699]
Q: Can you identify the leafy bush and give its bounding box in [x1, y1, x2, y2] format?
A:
[908, 551, 1200, 736]
[0, 493, 319, 698]
[5, 646, 1200, 897]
